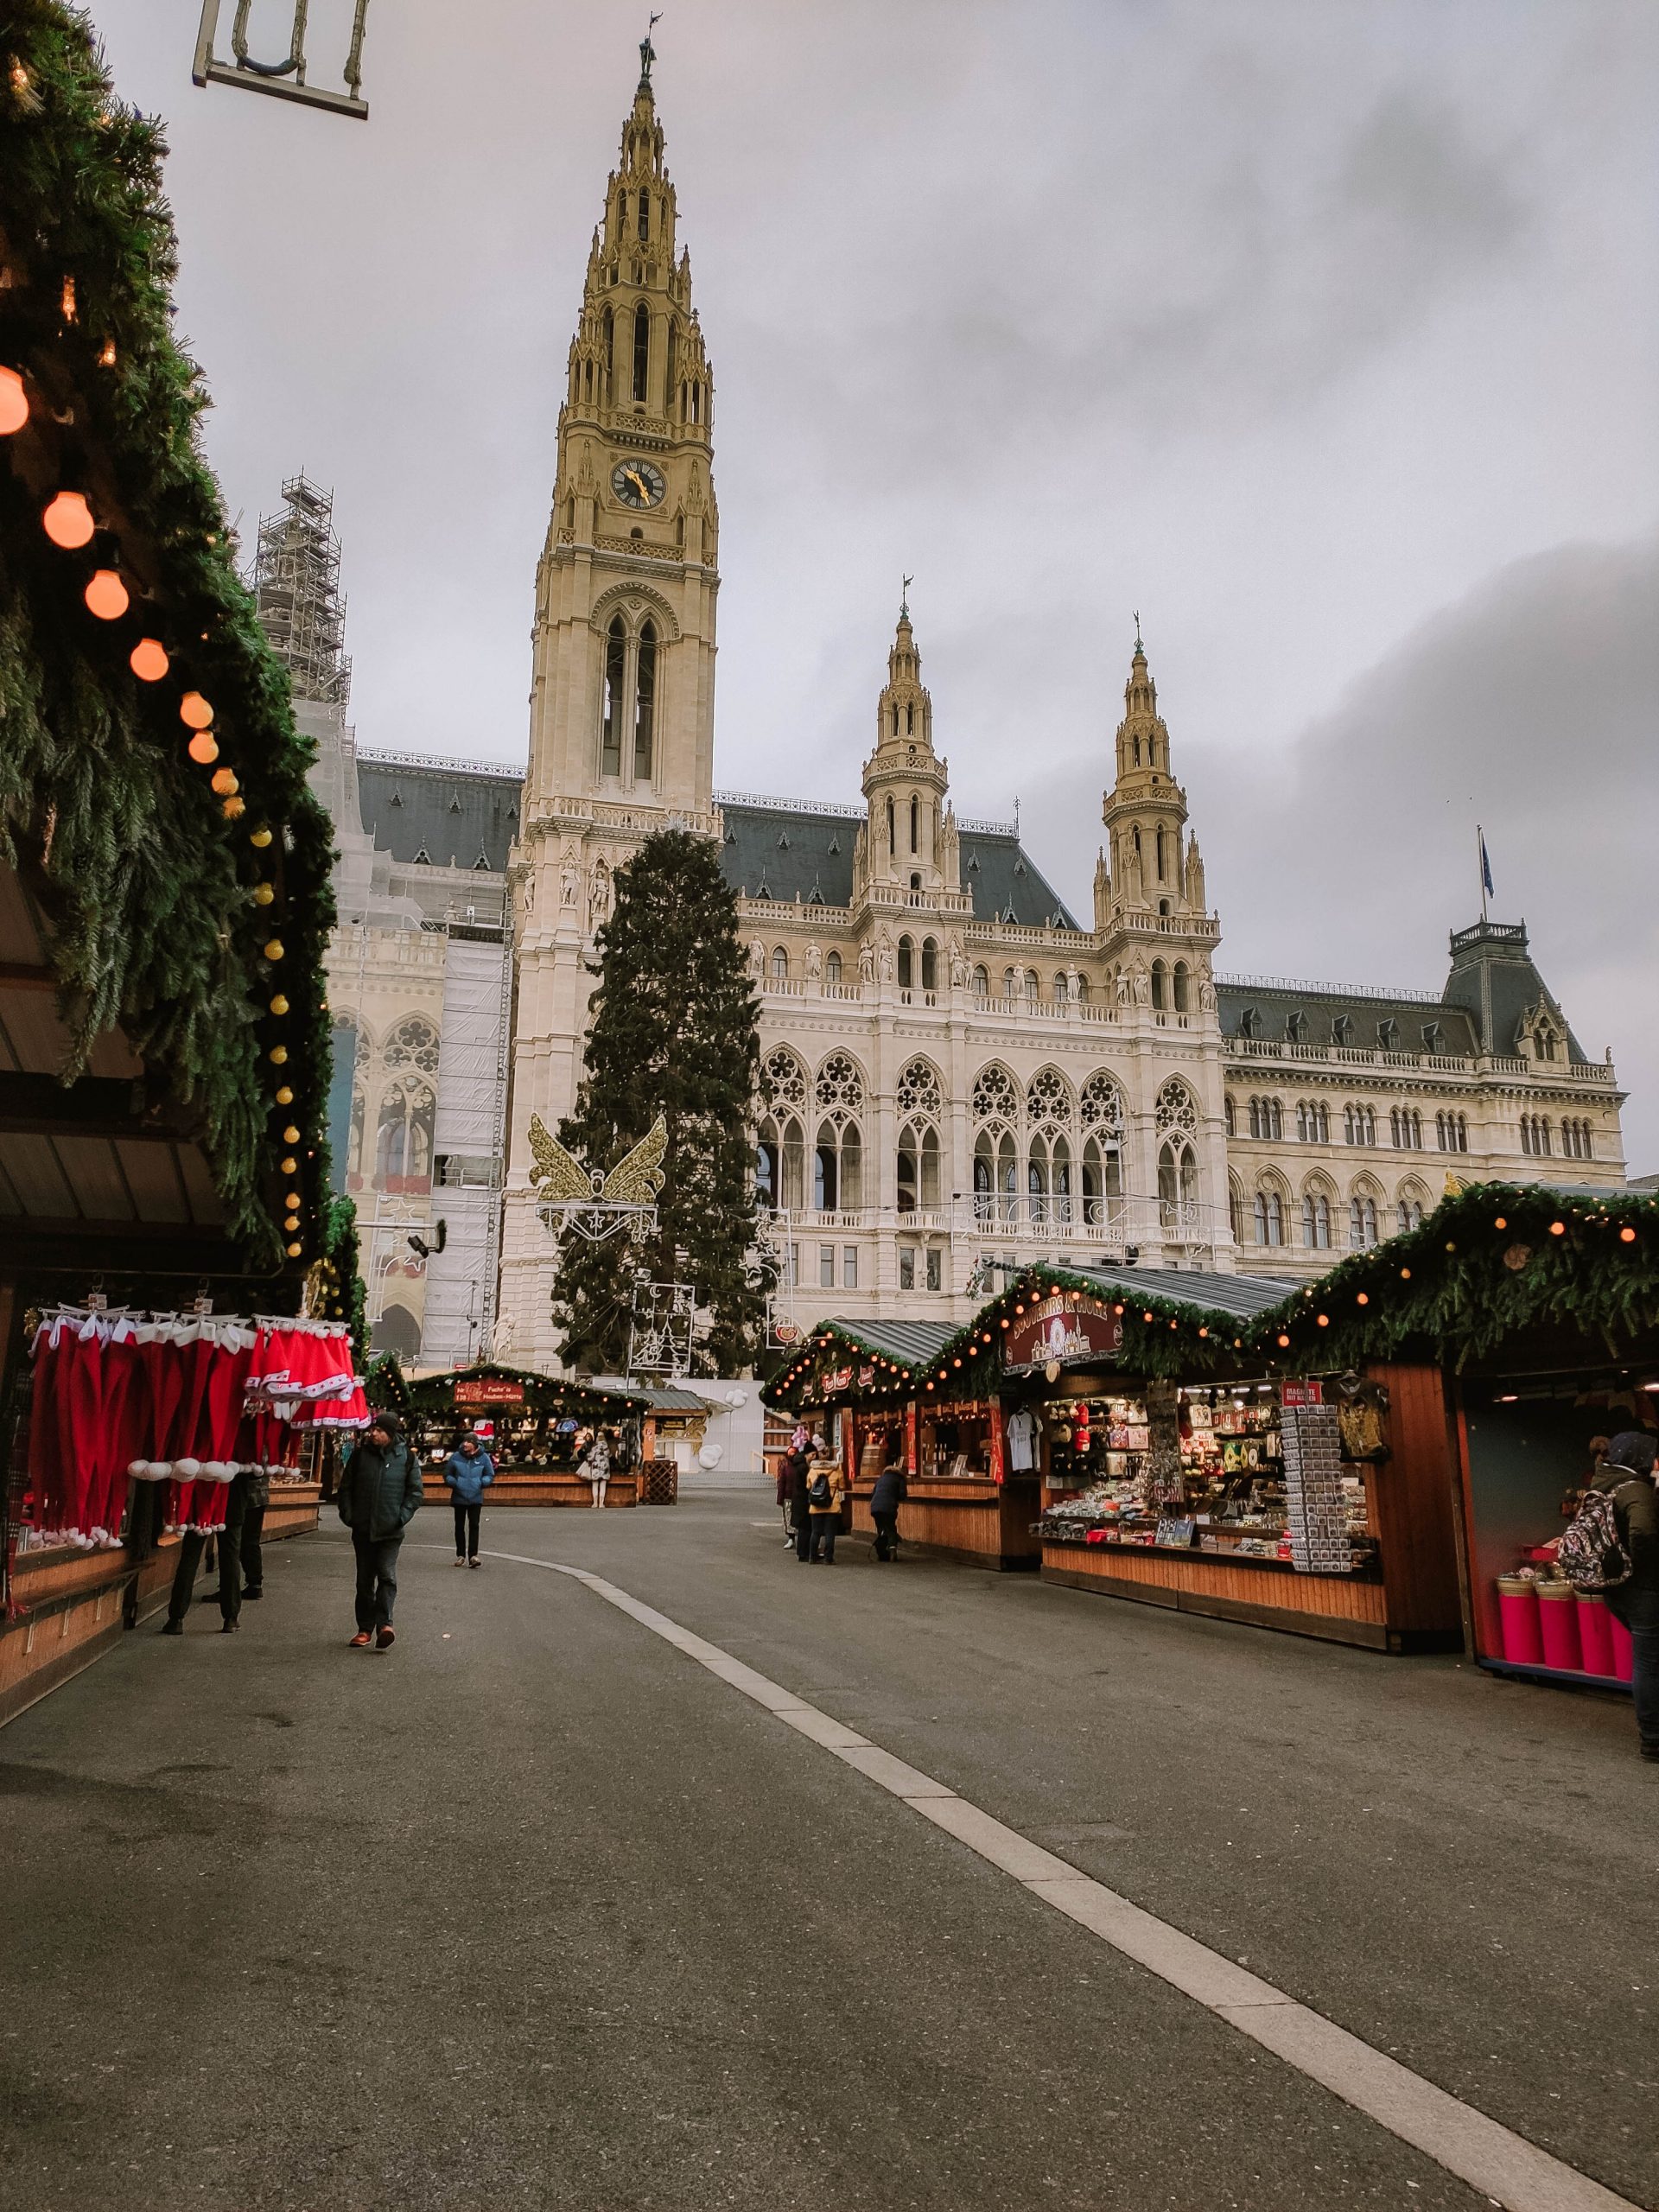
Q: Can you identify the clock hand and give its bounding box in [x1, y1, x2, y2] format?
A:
[626, 468, 650, 499]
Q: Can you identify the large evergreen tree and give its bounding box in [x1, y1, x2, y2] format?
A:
[550, 830, 770, 1376]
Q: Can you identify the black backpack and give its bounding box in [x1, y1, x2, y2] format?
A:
[807, 1471, 831, 1509]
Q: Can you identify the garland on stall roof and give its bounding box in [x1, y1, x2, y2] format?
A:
[365, 1352, 410, 1416]
[760, 1321, 941, 1410]
[1243, 1180, 1659, 1372]
[0, 5, 336, 1272]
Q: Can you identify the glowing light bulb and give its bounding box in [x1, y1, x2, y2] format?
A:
[43, 491, 94, 548]
[222, 797, 245, 820]
[179, 691, 213, 729]
[211, 766, 238, 795]
[0, 365, 28, 435]
[130, 638, 168, 682]
[84, 569, 128, 620]
[188, 731, 219, 765]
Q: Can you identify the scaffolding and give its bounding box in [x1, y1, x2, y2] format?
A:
[251, 474, 352, 706]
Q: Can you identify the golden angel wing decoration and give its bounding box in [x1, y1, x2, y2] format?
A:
[527, 1114, 594, 1203]
[601, 1115, 668, 1206]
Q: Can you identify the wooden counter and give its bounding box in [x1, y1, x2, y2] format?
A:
[850, 1476, 1041, 1571]
[417, 1468, 639, 1508]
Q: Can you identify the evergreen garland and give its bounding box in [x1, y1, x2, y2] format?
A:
[550, 830, 770, 1376]
[0, 3, 336, 1269]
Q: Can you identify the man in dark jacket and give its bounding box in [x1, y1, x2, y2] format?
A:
[337, 1415, 423, 1650]
[785, 1446, 813, 1563]
[442, 1433, 495, 1567]
[870, 1457, 907, 1561]
[1595, 1431, 1659, 1758]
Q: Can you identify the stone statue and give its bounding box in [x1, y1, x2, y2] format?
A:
[877, 936, 895, 983]
[1130, 960, 1151, 1007]
[950, 941, 969, 989]
[1114, 966, 1130, 1007]
[1198, 975, 1217, 1013]
[804, 941, 823, 981]
[560, 858, 578, 908]
[1065, 965, 1081, 1002]
[858, 941, 875, 985]
[588, 857, 611, 929]
[749, 938, 766, 977]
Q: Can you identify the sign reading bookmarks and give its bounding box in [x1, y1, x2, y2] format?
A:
[1002, 1296, 1123, 1374]
[454, 1377, 525, 1408]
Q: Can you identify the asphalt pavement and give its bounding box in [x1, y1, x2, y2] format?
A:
[0, 1485, 1652, 2212]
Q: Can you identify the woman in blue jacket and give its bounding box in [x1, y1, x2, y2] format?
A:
[443, 1432, 496, 1568]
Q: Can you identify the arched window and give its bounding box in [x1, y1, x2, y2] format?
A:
[920, 938, 938, 991]
[825, 950, 842, 987]
[601, 614, 626, 778]
[1159, 1138, 1197, 1224]
[897, 1124, 940, 1213]
[1301, 1191, 1333, 1249]
[1248, 1095, 1283, 1141]
[1173, 962, 1190, 1012]
[1150, 958, 1167, 1011]
[1054, 972, 1070, 1005]
[1396, 1189, 1427, 1232]
[886, 795, 896, 852]
[1344, 1103, 1376, 1147]
[637, 188, 650, 241]
[1349, 1191, 1380, 1249]
[1224, 1092, 1236, 1137]
[972, 964, 989, 1001]
[771, 945, 789, 980]
[1296, 1100, 1330, 1143]
[810, 1054, 864, 1211]
[1002, 967, 1017, 1001]
[633, 620, 656, 780]
[376, 1078, 435, 1190]
[1228, 1176, 1245, 1245]
[1155, 826, 1166, 882]
[601, 304, 613, 389]
[910, 795, 919, 854]
[1024, 969, 1039, 1005]
[897, 935, 914, 989]
[1253, 1188, 1286, 1246]
[632, 302, 651, 403]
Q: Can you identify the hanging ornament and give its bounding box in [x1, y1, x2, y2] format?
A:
[283, 1123, 301, 1144]
[275, 1085, 294, 1105]
[43, 491, 95, 549]
[252, 883, 275, 906]
[250, 826, 273, 849]
[130, 638, 168, 682]
[0, 365, 28, 435]
[263, 939, 284, 961]
[269, 1046, 289, 1065]
[270, 995, 289, 1016]
[83, 569, 130, 620]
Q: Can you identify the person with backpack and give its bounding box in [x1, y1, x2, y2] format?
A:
[1586, 1432, 1659, 1759]
[337, 1414, 423, 1651]
[805, 1435, 846, 1564]
[869, 1454, 907, 1561]
[785, 1441, 814, 1560]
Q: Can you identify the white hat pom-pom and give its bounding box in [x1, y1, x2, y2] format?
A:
[127, 1459, 150, 1479]
[174, 1456, 201, 1479]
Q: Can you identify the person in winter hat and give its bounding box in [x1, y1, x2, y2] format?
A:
[443, 1431, 495, 1567]
[337, 1414, 423, 1650]
[1592, 1431, 1659, 1758]
[805, 1434, 846, 1564]
[869, 1453, 907, 1562]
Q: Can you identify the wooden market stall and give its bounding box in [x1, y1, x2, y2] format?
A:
[0, 13, 354, 1719]
[1255, 1179, 1659, 1692]
[401, 1363, 651, 1506]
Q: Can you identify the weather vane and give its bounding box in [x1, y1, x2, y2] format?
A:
[1133, 607, 1143, 649]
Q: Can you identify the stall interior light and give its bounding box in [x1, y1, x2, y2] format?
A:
[1499, 1394, 1519, 1403]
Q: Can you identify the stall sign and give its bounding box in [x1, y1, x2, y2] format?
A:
[1281, 1381, 1324, 1407]
[471, 1421, 496, 1441]
[905, 1401, 918, 1477]
[454, 1377, 526, 1407]
[823, 1366, 854, 1395]
[857, 1365, 874, 1390]
[1003, 1297, 1123, 1372]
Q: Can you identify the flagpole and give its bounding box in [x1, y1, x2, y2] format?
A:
[1478, 823, 1488, 923]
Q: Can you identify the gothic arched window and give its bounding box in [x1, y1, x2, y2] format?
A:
[637, 188, 650, 241]
[601, 615, 626, 778]
[825, 950, 842, 987]
[632, 302, 651, 404]
[1150, 959, 1167, 1011]
[897, 935, 914, 990]
[910, 795, 919, 854]
[921, 938, 938, 992]
[633, 620, 657, 780]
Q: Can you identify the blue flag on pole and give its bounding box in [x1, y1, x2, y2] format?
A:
[1479, 832, 1494, 899]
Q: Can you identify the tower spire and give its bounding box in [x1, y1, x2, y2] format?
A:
[639, 14, 660, 91]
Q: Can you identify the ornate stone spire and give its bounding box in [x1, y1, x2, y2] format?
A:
[861, 607, 954, 893]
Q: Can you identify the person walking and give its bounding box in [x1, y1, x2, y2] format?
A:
[582, 1428, 612, 1508]
[337, 1414, 423, 1650]
[162, 1465, 256, 1636]
[806, 1435, 846, 1564]
[787, 1441, 814, 1562]
[869, 1454, 907, 1561]
[1592, 1430, 1659, 1759]
[196, 1462, 270, 1614]
[443, 1432, 495, 1567]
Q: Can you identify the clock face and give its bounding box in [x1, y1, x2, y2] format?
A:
[612, 457, 666, 510]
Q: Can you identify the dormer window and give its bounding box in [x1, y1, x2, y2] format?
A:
[1333, 1014, 1353, 1046]
[1378, 1019, 1398, 1050]
[1238, 1007, 1260, 1040]
[1422, 1021, 1443, 1052]
[448, 795, 462, 813]
[390, 790, 403, 807]
[412, 847, 430, 866]
[1287, 1012, 1307, 1043]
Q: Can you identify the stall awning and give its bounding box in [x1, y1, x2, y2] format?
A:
[762, 1319, 956, 1408]
[1032, 1263, 1300, 1321]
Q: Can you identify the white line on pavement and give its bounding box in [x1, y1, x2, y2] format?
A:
[470, 1548, 1638, 2212]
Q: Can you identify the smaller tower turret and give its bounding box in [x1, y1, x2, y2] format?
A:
[861, 599, 955, 893]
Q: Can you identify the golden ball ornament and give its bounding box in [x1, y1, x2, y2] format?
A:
[222, 797, 245, 820]
[283, 1123, 300, 1144]
[269, 1046, 288, 1065]
[250, 827, 272, 849]
[263, 939, 284, 961]
[269, 995, 289, 1016]
[275, 1084, 294, 1105]
[286, 1242, 302, 1259]
[252, 883, 275, 905]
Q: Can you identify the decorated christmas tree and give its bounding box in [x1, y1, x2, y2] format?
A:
[550, 830, 769, 1376]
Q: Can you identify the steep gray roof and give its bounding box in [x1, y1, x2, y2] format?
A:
[1049, 1262, 1302, 1319]
[718, 800, 1081, 929]
[356, 756, 521, 872]
[1441, 921, 1589, 1063]
[1217, 982, 1480, 1058]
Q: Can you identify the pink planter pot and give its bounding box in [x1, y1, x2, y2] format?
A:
[1576, 1595, 1616, 1678]
[1536, 1586, 1582, 1673]
[1609, 1611, 1635, 1684]
[1496, 1578, 1542, 1665]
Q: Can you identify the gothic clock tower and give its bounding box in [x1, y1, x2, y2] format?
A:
[499, 39, 721, 1367]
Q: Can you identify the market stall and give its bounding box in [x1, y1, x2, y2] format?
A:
[1254, 1179, 1659, 1691]
[0, 13, 356, 1719]
[401, 1363, 651, 1506]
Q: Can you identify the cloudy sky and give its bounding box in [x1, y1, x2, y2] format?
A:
[99, 2, 1658, 1159]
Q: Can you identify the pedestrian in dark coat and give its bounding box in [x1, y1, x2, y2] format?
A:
[869, 1458, 907, 1561]
[337, 1415, 423, 1650]
[443, 1433, 495, 1567]
[787, 1447, 813, 1563]
[1593, 1431, 1659, 1758]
